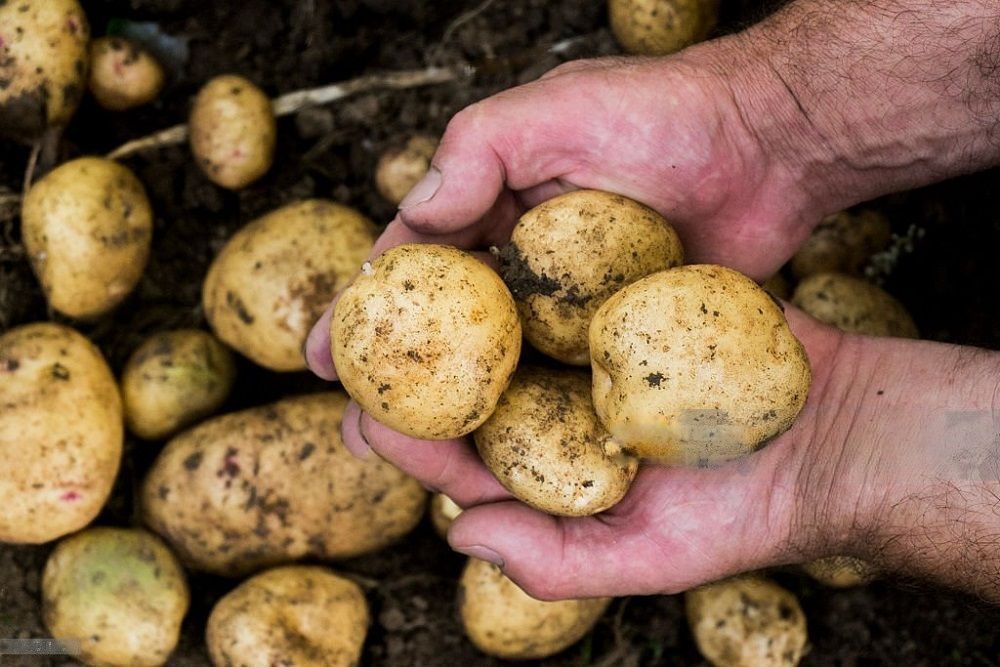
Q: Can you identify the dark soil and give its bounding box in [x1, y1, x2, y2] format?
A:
[1, 0, 999, 665]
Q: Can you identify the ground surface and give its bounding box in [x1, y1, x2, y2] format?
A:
[1, 0, 999, 665]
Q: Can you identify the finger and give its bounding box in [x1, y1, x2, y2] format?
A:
[304, 296, 339, 380]
[339, 399, 371, 458]
[514, 178, 578, 209]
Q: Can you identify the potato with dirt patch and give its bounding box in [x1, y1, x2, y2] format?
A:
[88, 36, 165, 111]
[203, 199, 375, 371]
[0, 323, 122, 544]
[141, 392, 426, 576]
[790, 209, 891, 280]
[609, 0, 718, 56]
[792, 272, 918, 338]
[375, 133, 438, 205]
[429, 492, 463, 538]
[42, 527, 189, 666]
[802, 555, 878, 588]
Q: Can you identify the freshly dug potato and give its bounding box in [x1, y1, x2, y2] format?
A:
[792, 272, 918, 338]
[590, 265, 811, 464]
[122, 329, 235, 440]
[790, 209, 891, 279]
[0, 0, 89, 140]
[42, 527, 189, 666]
[609, 0, 718, 56]
[332, 243, 522, 440]
[21, 156, 153, 319]
[686, 575, 808, 667]
[429, 493, 463, 539]
[500, 190, 683, 365]
[203, 199, 376, 371]
[141, 392, 426, 576]
[0, 323, 122, 544]
[459, 558, 611, 660]
[206, 565, 368, 667]
[375, 134, 438, 205]
[475, 367, 638, 516]
[802, 556, 878, 588]
[88, 36, 165, 111]
[190, 74, 275, 189]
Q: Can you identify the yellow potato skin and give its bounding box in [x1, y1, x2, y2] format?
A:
[21, 157, 153, 319]
[141, 392, 426, 576]
[375, 134, 438, 205]
[802, 555, 877, 588]
[332, 243, 522, 440]
[790, 210, 891, 280]
[42, 527, 189, 667]
[475, 368, 638, 516]
[88, 37, 165, 111]
[0, 323, 122, 544]
[502, 190, 683, 365]
[609, 0, 718, 56]
[589, 265, 811, 464]
[203, 199, 376, 371]
[189, 74, 275, 189]
[429, 493, 462, 539]
[792, 272, 918, 339]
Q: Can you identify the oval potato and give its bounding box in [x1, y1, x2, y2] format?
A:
[802, 555, 877, 588]
[375, 134, 438, 205]
[609, 0, 718, 56]
[792, 272, 918, 338]
[790, 209, 891, 280]
[88, 36, 165, 111]
[429, 493, 462, 539]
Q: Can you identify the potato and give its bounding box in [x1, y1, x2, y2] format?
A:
[206, 565, 368, 667]
[190, 74, 275, 189]
[802, 555, 877, 588]
[609, 0, 718, 56]
[21, 156, 153, 319]
[500, 190, 683, 365]
[791, 272, 918, 338]
[42, 527, 189, 666]
[332, 243, 522, 440]
[203, 199, 376, 371]
[88, 36, 165, 111]
[141, 392, 426, 576]
[475, 367, 638, 516]
[686, 575, 808, 667]
[590, 265, 811, 464]
[429, 493, 462, 539]
[375, 133, 438, 205]
[0, 0, 88, 140]
[790, 209, 891, 280]
[122, 329, 235, 440]
[0, 323, 122, 544]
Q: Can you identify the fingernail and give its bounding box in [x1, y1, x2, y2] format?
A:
[455, 545, 505, 568]
[398, 166, 442, 210]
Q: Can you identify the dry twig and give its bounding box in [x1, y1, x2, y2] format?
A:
[443, 0, 498, 42]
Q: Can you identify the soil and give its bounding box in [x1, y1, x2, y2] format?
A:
[1, 0, 999, 665]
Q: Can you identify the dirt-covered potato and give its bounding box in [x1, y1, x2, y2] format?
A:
[790, 209, 891, 279]
[122, 329, 235, 440]
[609, 0, 718, 56]
[42, 527, 189, 666]
[332, 243, 522, 440]
[475, 368, 638, 516]
[206, 565, 368, 667]
[21, 156, 153, 319]
[500, 190, 683, 365]
[141, 392, 426, 576]
[190, 74, 275, 189]
[0, 323, 122, 544]
[686, 575, 808, 667]
[375, 134, 438, 205]
[792, 272, 918, 338]
[429, 493, 462, 539]
[590, 265, 811, 464]
[88, 36, 165, 111]
[802, 556, 878, 588]
[203, 199, 376, 371]
[0, 0, 88, 140]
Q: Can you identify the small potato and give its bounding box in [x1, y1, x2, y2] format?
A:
[790, 210, 891, 280]
[590, 265, 811, 464]
[429, 493, 462, 539]
[141, 392, 426, 576]
[42, 527, 189, 666]
[0, 323, 122, 544]
[190, 74, 275, 189]
[0, 0, 88, 140]
[206, 565, 368, 667]
[203, 199, 376, 371]
[88, 36, 165, 111]
[500, 190, 683, 365]
[792, 272, 918, 338]
[802, 556, 877, 588]
[375, 134, 438, 205]
[122, 329, 235, 440]
[332, 244, 522, 440]
[475, 368, 638, 516]
[609, 0, 718, 56]
[686, 575, 808, 667]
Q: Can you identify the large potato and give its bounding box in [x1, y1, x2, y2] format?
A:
[500, 190, 683, 365]
[590, 265, 811, 464]
[21, 156, 153, 319]
[802, 555, 877, 588]
[0, 323, 122, 544]
[790, 209, 891, 279]
[792, 272, 918, 338]
[141, 392, 426, 576]
[88, 36, 165, 111]
[203, 199, 376, 371]
[459, 558, 611, 659]
[206, 565, 368, 667]
[609, 0, 718, 56]
[375, 134, 438, 205]
[42, 527, 189, 666]
[0, 0, 88, 140]
[474, 367, 638, 516]
[332, 243, 522, 440]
